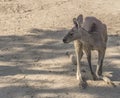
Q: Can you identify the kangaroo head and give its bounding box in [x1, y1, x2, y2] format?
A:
[63, 17, 84, 43]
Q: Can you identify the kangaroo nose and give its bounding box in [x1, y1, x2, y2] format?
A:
[63, 38, 66, 43]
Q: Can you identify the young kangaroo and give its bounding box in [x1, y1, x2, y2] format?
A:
[63, 15, 114, 88]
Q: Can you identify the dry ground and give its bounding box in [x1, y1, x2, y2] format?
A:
[0, 0, 120, 98]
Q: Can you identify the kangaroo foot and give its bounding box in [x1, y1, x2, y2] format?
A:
[92, 73, 98, 81]
[79, 81, 87, 89]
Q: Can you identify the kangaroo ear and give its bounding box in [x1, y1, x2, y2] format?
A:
[73, 18, 79, 28]
[77, 14, 83, 26]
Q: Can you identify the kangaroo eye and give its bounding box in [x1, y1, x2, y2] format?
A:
[70, 33, 73, 36]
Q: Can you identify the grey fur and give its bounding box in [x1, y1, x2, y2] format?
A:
[63, 15, 115, 88]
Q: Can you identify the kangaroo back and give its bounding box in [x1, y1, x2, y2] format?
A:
[83, 17, 107, 43]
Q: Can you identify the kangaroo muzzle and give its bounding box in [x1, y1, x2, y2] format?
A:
[63, 38, 67, 43]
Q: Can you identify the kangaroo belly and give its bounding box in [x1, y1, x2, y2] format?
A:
[82, 39, 106, 51]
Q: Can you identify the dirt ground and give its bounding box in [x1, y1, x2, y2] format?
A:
[0, 0, 120, 98]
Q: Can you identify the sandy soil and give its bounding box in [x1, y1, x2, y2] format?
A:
[0, 0, 120, 98]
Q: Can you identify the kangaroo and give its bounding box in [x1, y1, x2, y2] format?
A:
[63, 14, 115, 88]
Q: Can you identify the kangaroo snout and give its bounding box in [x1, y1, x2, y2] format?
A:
[63, 38, 67, 43]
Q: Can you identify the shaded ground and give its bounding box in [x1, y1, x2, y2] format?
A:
[0, 0, 120, 98]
